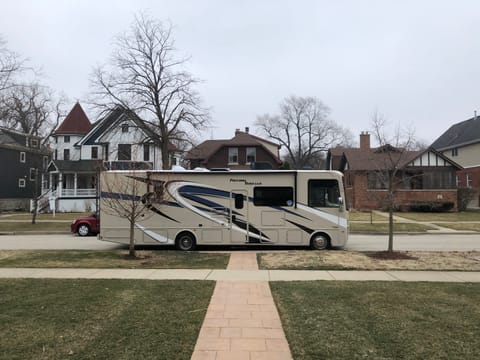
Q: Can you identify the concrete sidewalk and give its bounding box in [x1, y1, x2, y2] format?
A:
[1, 268, 480, 282]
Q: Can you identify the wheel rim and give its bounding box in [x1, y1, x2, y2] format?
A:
[312, 235, 328, 250]
[78, 225, 89, 236]
[179, 236, 193, 250]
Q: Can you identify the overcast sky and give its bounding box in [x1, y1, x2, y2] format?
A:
[2, 0, 479, 145]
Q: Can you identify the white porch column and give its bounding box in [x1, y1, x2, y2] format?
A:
[74, 173, 78, 196]
[58, 173, 63, 197]
[49, 173, 53, 192]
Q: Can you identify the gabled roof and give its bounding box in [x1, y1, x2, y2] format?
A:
[185, 131, 281, 164]
[431, 115, 480, 150]
[78, 106, 159, 146]
[0, 127, 49, 154]
[54, 103, 92, 135]
[341, 147, 421, 171]
[340, 147, 461, 171]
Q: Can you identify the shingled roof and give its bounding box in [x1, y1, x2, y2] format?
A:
[54, 102, 92, 135]
[185, 130, 281, 164]
[431, 115, 480, 150]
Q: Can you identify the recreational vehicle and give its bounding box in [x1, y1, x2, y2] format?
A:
[98, 169, 348, 250]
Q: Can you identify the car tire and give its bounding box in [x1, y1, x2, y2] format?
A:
[310, 234, 329, 250]
[77, 224, 90, 237]
[175, 232, 196, 251]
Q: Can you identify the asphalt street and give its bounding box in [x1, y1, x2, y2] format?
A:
[0, 233, 479, 251]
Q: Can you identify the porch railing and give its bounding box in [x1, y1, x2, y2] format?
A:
[60, 188, 97, 197]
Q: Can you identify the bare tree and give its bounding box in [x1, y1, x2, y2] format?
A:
[0, 36, 25, 92]
[256, 96, 353, 169]
[370, 111, 416, 252]
[100, 169, 153, 258]
[90, 13, 209, 170]
[0, 82, 66, 143]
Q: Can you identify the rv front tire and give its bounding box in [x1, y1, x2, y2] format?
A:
[310, 234, 329, 250]
[175, 232, 196, 251]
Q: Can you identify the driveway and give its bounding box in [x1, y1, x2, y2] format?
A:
[0, 233, 479, 251]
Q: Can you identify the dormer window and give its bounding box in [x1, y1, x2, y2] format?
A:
[122, 123, 129, 133]
[31, 139, 39, 148]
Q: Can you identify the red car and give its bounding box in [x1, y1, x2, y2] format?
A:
[71, 213, 100, 237]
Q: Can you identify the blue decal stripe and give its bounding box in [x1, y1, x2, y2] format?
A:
[101, 191, 141, 202]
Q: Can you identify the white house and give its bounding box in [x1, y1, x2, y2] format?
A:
[46, 103, 175, 212]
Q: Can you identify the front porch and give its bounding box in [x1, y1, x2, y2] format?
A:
[47, 160, 101, 212]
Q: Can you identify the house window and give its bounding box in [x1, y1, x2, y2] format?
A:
[43, 156, 49, 170]
[144, 144, 150, 161]
[246, 147, 256, 164]
[64, 135, 70, 143]
[467, 174, 472, 188]
[228, 147, 238, 164]
[122, 123, 129, 133]
[254, 187, 294, 207]
[18, 178, 26, 188]
[20, 152, 26, 163]
[118, 144, 131, 160]
[30, 168, 36, 181]
[31, 139, 39, 148]
[455, 175, 460, 188]
[451, 148, 458, 157]
[91, 146, 98, 159]
[367, 172, 387, 189]
[54, 149, 58, 160]
[64, 149, 70, 160]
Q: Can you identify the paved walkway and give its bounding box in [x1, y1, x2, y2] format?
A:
[191, 252, 292, 360]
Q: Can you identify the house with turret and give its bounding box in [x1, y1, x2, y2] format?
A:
[47, 103, 170, 212]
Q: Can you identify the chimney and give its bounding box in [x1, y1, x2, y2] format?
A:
[245, 126, 249, 133]
[360, 131, 370, 151]
[235, 128, 240, 135]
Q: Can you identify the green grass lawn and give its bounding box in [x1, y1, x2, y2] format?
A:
[271, 281, 480, 360]
[1, 212, 90, 220]
[348, 211, 390, 222]
[350, 222, 435, 233]
[0, 250, 230, 269]
[0, 279, 214, 360]
[434, 223, 480, 232]
[0, 222, 70, 232]
[395, 210, 480, 222]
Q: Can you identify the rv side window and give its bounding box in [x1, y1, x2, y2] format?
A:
[254, 187, 294, 207]
[234, 193, 244, 209]
[308, 179, 341, 208]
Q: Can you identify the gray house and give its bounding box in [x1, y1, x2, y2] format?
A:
[0, 127, 50, 211]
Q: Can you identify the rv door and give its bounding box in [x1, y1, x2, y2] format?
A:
[229, 190, 249, 244]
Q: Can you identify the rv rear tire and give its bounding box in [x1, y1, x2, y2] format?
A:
[310, 234, 329, 250]
[175, 232, 196, 251]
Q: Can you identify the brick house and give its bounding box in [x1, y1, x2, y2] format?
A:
[431, 115, 480, 207]
[327, 132, 461, 211]
[185, 128, 282, 170]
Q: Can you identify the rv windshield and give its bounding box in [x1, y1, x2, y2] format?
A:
[308, 179, 341, 208]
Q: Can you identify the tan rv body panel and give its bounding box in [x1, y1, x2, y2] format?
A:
[99, 170, 348, 248]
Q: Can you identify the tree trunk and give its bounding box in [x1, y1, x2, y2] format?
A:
[388, 207, 394, 252]
[129, 220, 136, 257]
